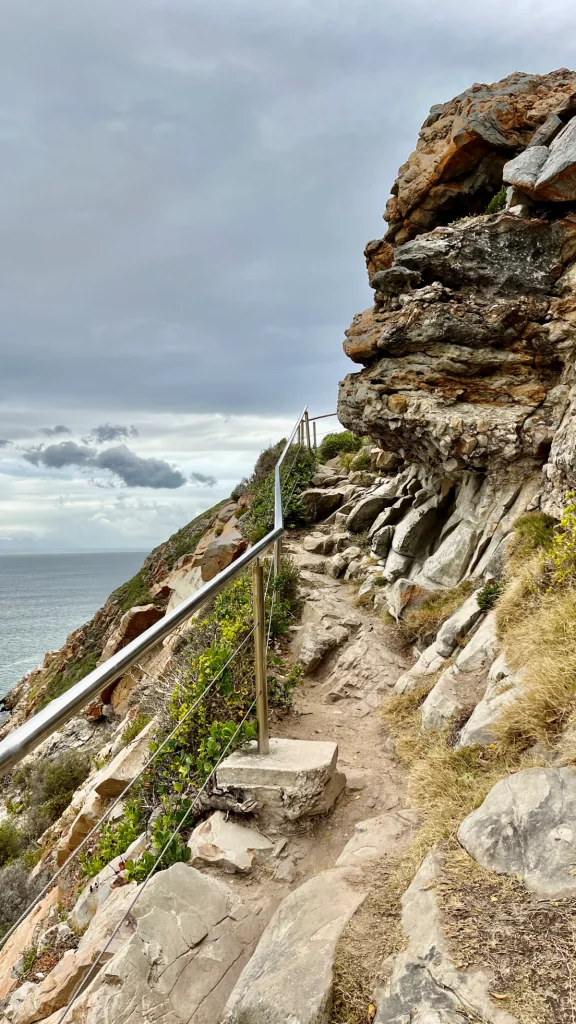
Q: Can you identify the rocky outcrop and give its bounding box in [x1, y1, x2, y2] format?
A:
[382, 69, 576, 244]
[187, 811, 274, 873]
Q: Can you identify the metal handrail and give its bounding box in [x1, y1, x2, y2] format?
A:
[0, 406, 309, 776]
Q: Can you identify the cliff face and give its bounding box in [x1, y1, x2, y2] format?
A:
[339, 69, 576, 573]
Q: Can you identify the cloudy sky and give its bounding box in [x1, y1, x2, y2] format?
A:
[2, 0, 576, 552]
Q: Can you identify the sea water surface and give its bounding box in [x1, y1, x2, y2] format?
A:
[0, 552, 148, 700]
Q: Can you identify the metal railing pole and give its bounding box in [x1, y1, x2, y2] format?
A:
[313, 420, 317, 449]
[273, 538, 282, 578]
[252, 560, 269, 755]
[304, 410, 311, 450]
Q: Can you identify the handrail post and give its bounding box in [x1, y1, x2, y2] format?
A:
[273, 537, 282, 578]
[313, 420, 317, 449]
[252, 560, 269, 755]
[304, 410, 311, 450]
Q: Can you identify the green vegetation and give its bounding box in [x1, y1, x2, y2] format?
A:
[476, 577, 503, 610]
[80, 798, 145, 878]
[486, 184, 507, 213]
[40, 651, 100, 708]
[121, 713, 152, 747]
[82, 557, 302, 882]
[112, 568, 154, 613]
[506, 511, 556, 571]
[318, 430, 363, 463]
[242, 442, 317, 542]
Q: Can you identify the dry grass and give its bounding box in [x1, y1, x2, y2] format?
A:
[383, 581, 474, 653]
[437, 847, 576, 1024]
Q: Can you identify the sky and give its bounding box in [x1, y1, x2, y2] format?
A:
[2, 0, 576, 553]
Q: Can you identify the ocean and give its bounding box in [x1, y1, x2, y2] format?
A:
[0, 552, 148, 700]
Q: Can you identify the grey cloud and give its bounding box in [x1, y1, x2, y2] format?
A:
[22, 440, 186, 488]
[23, 441, 95, 468]
[0, 440, 11, 448]
[190, 471, 217, 487]
[94, 446, 186, 488]
[41, 425, 71, 437]
[87, 423, 139, 443]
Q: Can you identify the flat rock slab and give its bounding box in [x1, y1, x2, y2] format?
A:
[93, 718, 156, 798]
[222, 868, 366, 1024]
[336, 809, 419, 867]
[59, 864, 272, 1024]
[458, 767, 576, 897]
[187, 811, 274, 873]
[216, 738, 346, 823]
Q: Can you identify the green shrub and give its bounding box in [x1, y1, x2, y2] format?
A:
[389, 581, 475, 651]
[80, 798, 145, 878]
[349, 451, 372, 472]
[0, 860, 48, 940]
[476, 578, 504, 611]
[486, 185, 507, 214]
[112, 568, 153, 613]
[242, 445, 316, 542]
[0, 820, 24, 867]
[121, 713, 152, 747]
[318, 431, 363, 463]
[40, 651, 100, 708]
[508, 511, 557, 571]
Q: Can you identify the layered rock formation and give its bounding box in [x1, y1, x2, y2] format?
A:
[339, 69, 576, 575]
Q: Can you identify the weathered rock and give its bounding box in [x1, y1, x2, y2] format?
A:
[68, 833, 147, 932]
[456, 684, 520, 749]
[324, 628, 408, 705]
[0, 890, 59, 1001]
[303, 533, 334, 555]
[187, 811, 274, 873]
[222, 868, 366, 1024]
[382, 68, 576, 243]
[92, 718, 155, 799]
[435, 591, 483, 657]
[336, 809, 419, 867]
[421, 613, 497, 730]
[390, 498, 442, 557]
[301, 488, 346, 522]
[373, 450, 401, 472]
[459, 767, 576, 897]
[296, 623, 350, 673]
[371, 524, 395, 558]
[347, 494, 389, 532]
[291, 589, 361, 671]
[99, 605, 164, 663]
[502, 145, 549, 193]
[348, 470, 376, 487]
[375, 850, 517, 1023]
[200, 527, 248, 582]
[56, 789, 107, 866]
[11, 885, 137, 1024]
[57, 864, 272, 1024]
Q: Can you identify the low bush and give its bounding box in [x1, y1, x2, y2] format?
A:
[242, 445, 316, 542]
[121, 713, 152, 747]
[318, 430, 363, 464]
[80, 798, 145, 878]
[476, 578, 503, 610]
[0, 860, 49, 940]
[485, 184, 507, 213]
[0, 820, 24, 867]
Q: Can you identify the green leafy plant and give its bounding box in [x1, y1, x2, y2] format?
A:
[476, 578, 504, 611]
[486, 185, 507, 214]
[242, 445, 317, 542]
[121, 713, 152, 747]
[80, 798, 145, 878]
[318, 430, 363, 463]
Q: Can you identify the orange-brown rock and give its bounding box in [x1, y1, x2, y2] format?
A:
[384, 69, 576, 244]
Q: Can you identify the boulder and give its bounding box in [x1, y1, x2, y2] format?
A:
[347, 494, 389, 533]
[326, 552, 348, 579]
[303, 533, 334, 555]
[348, 470, 376, 486]
[56, 789, 106, 867]
[456, 685, 520, 749]
[390, 499, 441, 557]
[336, 809, 419, 867]
[394, 640, 448, 695]
[375, 850, 517, 1023]
[291, 590, 361, 671]
[201, 528, 248, 582]
[324, 628, 408, 705]
[528, 116, 576, 201]
[301, 488, 346, 522]
[187, 811, 274, 873]
[435, 591, 483, 658]
[296, 623, 350, 673]
[57, 864, 272, 1024]
[502, 145, 549, 193]
[458, 767, 576, 897]
[222, 868, 366, 1024]
[371, 524, 395, 559]
[93, 718, 156, 799]
[373, 450, 400, 472]
[99, 604, 164, 663]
